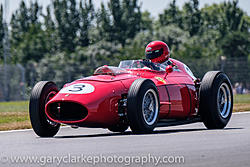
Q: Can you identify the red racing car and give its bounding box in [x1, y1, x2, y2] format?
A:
[29, 58, 233, 137]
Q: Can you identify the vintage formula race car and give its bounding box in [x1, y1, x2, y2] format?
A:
[29, 58, 233, 137]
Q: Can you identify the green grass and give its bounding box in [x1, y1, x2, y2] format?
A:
[0, 101, 28, 113]
[233, 94, 250, 112]
[0, 101, 30, 130]
[234, 94, 250, 104]
[0, 94, 249, 131]
[0, 113, 29, 124]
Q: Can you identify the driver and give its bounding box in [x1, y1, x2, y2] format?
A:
[145, 41, 171, 64]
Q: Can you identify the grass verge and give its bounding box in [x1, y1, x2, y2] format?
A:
[0, 101, 31, 131]
[233, 94, 250, 112]
[0, 94, 249, 131]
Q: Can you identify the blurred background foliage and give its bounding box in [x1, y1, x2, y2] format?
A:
[0, 0, 249, 101]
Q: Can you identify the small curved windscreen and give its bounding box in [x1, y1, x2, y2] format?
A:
[93, 66, 129, 76]
[118, 60, 166, 71]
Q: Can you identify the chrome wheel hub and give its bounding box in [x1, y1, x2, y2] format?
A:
[142, 89, 159, 125]
[217, 83, 232, 118]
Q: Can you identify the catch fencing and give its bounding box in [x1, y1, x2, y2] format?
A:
[0, 57, 249, 101]
[0, 64, 26, 101]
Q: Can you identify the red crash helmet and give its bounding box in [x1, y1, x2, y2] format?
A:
[145, 41, 170, 63]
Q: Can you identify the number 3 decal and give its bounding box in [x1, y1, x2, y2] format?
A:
[68, 84, 85, 92]
[60, 83, 95, 94]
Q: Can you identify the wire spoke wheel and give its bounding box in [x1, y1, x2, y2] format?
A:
[217, 83, 232, 119]
[199, 71, 233, 129]
[127, 79, 160, 134]
[142, 89, 159, 126]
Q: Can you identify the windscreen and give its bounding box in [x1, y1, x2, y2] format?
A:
[118, 60, 166, 71]
[93, 66, 129, 76]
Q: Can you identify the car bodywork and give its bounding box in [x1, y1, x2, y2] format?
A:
[45, 58, 200, 128]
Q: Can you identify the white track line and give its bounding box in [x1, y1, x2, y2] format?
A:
[233, 111, 250, 115]
[0, 128, 33, 133]
[0, 125, 70, 134]
[0, 112, 250, 133]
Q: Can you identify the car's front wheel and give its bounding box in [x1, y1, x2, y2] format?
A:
[29, 81, 60, 137]
[199, 71, 233, 129]
[127, 79, 159, 134]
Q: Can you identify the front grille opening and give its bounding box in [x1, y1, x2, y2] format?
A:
[48, 102, 88, 121]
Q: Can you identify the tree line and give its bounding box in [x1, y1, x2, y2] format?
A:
[0, 0, 249, 89]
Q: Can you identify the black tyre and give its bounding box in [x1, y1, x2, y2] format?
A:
[199, 71, 233, 129]
[108, 123, 128, 133]
[29, 81, 60, 137]
[127, 79, 159, 134]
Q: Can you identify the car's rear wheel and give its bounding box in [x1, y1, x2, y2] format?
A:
[29, 81, 60, 137]
[127, 79, 159, 134]
[199, 71, 233, 129]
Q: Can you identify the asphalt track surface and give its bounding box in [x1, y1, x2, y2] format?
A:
[0, 112, 250, 167]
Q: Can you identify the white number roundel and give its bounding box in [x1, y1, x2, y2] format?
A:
[60, 83, 95, 94]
